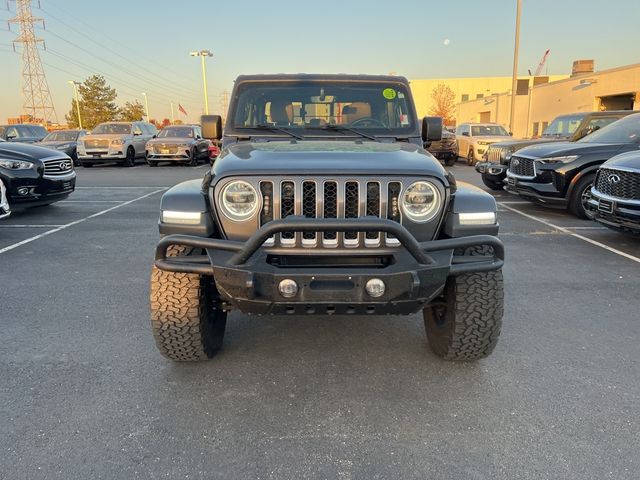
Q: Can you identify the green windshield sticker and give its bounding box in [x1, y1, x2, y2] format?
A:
[382, 88, 397, 100]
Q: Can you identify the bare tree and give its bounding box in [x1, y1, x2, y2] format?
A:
[429, 84, 456, 126]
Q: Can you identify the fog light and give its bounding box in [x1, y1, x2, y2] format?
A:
[365, 278, 385, 298]
[278, 279, 298, 298]
[17, 187, 30, 196]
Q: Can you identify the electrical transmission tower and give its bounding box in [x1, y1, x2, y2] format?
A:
[219, 90, 230, 122]
[8, 0, 58, 124]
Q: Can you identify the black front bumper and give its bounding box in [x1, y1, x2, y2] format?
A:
[3, 169, 76, 207]
[475, 161, 507, 180]
[504, 175, 567, 208]
[584, 189, 640, 234]
[155, 218, 504, 315]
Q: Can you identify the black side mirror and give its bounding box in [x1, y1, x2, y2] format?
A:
[461, 131, 469, 137]
[422, 116, 443, 142]
[202, 115, 222, 140]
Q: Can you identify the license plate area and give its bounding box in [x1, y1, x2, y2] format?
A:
[507, 177, 517, 187]
[598, 199, 614, 214]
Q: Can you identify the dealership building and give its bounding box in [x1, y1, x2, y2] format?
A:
[454, 61, 640, 138]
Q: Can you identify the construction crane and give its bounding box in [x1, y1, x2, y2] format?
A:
[528, 49, 551, 77]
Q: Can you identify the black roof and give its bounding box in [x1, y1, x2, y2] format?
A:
[235, 73, 410, 84]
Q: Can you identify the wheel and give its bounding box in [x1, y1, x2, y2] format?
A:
[148, 161, 158, 167]
[466, 148, 476, 166]
[444, 156, 456, 167]
[71, 151, 81, 167]
[188, 148, 198, 166]
[481, 174, 505, 191]
[569, 174, 595, 219]
[150, 245, 227, 361]
[424, 245, 504, 361]
[123, 147, 135, 167]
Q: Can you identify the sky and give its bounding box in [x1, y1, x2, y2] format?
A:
[0, 0, 639, 124]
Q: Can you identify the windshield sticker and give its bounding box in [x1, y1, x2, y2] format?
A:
[400, 114, 409, 126]
[382, 88, 397, 100]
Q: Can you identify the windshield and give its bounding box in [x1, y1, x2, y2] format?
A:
[43, 131, 78, 142]
[158, 127, 194, 138]
[543, 114, 584, 137]
[231, 81, 416, 136]
[578, 114, 640, 144]
[92, 123, 132, 135]
[471, 125, 509, 136]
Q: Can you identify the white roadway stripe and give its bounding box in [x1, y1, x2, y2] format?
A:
[499, 202, 640, 265]
[57, 200, 124, 203]
[0, 189, 165, 255]
[75, 186, 169, 189]
[0, 225, 65, 228]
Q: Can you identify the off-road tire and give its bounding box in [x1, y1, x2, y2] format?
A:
[467, 148, 475, 166]
[481, 174, 505, 191]
[444, 156, 456, 167]
[569, 174, 595, 219]
[424, 245, 504, 361]
[150, 245, 227, 361]
[123, 147, 136, 167]
[148, 160, 158, 167]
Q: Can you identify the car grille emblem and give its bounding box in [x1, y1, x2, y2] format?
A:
[512, 159, 520, 167]
[60, 161, 72, 170]
[607, 174, 621, 185]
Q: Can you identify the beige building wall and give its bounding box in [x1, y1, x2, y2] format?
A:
[410, 75, 568, 120]
[456, 95, 530, 137]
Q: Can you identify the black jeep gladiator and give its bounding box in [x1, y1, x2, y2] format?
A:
[151, 74, 505, 362]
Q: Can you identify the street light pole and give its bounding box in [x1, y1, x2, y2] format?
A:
[190, 50, 213, 115]
[142, 92, 150, 122]
[509, 0, 522, 135]
[68, 80, 82, 129]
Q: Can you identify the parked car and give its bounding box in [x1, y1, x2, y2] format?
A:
[0, 176, 10, 219]
[145, 125, 211, 167]
[505, 113, 640, 218]
[150, 73, 505, 363]
[426, 128, 458, 166]
[584, 151, 640, 235]
[0, 124, 48, 143]
[77, 121, 157, 167]
[0, 141, 76, 209]
[476, 111, 634, 190]
[39, 129, 88, 166]
[455, 123, 511, 166]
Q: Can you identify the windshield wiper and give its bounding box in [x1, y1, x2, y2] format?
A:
[317, 124, 381, 142]
[236, 124, 304, 140]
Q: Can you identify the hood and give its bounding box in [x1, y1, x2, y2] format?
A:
[213, 140, 447, 179]
[490, 137, 563, 149]
[40, 140, 76, 147]
[0, 142, 68, 162]
[147, 137, 194, 145]
[602, 151, 640, 170]
[474, 136, 511, 143]
[83, 133, 131, 140]
[516, 141, 628, 159]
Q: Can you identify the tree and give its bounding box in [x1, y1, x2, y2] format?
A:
[118, 101, 145, 122]
[66, 75, 118, 129]
[429, 84, 456, 126]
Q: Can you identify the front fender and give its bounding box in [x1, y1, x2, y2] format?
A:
[158, 179, 215, 236]
[442, 181, 499, 237]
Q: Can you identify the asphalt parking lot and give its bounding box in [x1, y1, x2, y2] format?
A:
[1, 162, 638, 479]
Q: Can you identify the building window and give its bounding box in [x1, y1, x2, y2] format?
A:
[541, 121, 549, 133]
[532, 122, 540, 137]
[476, 93, 484, 99]
[461, 94, 469, 102]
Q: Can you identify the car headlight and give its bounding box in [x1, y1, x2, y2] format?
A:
[111, 138, 125, 146]
[401, 181, 441, 223]
[161, 210, 202, 225]
[0, 160, 34, 170]
[177, 143, 189, 148]
[55, 143, 74, 149]
[220, 180, 258, 220]
[538, 155, 579, 164]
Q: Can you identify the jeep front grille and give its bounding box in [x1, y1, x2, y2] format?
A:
[486, 145, 506, 163]
[257, 177, 405, 248]
[509, 155, 535, 177]
[595, 168, 640, 200]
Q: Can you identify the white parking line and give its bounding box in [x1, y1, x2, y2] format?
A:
[0, 189, 165, 255]
[499, 202, 640, 264]
[57, 200, 124, 203]
[0, 225, 65, 228]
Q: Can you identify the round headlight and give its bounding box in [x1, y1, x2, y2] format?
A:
[220, 180, 258, 220]
[401, 181, 440, 222]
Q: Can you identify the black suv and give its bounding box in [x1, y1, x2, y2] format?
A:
[584, 151, 640, 234]
[505, 113, 640, 218]
[150, 74, 505, 363]
[477, 111, 632, 191]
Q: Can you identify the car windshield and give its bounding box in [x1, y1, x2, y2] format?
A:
[578, 114, 640, 144]
[29, 126, 47, 136]
[43, 131, 78, 142]
[542, 114, 584, 137]
[92, 123, 132, 135]
[231, 80, 416, 137]
[158, 127, 194, 138]
[471, 125, 509, 136]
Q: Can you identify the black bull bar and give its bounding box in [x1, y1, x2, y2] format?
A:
[155, 217, 504, 276]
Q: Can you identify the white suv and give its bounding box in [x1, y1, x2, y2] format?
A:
[78, 121, 157, 167]
[456, 123, 511, 166]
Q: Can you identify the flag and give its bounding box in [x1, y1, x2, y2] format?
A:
[178, 104, 188, 116]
